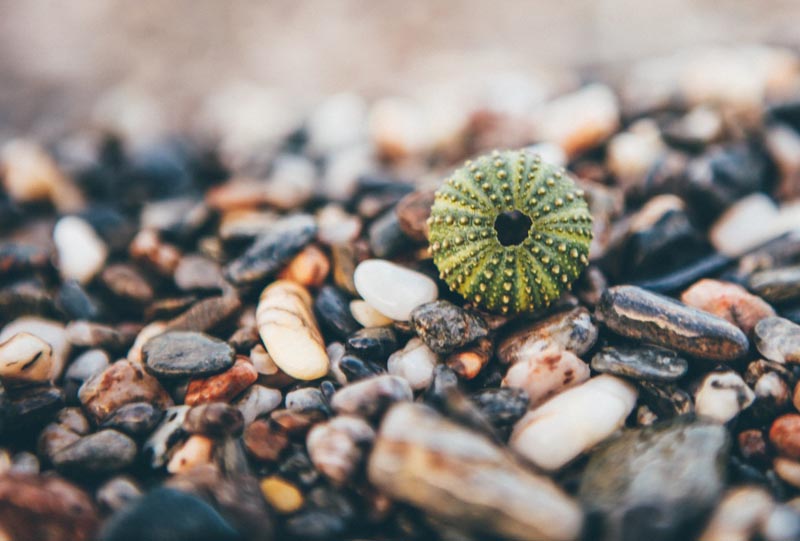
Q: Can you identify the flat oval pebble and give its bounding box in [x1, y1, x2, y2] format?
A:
[681, 278, 776, 335]
[0, 317, 70, 382]
[695, 371, 755, 424]
[497, 307, 598, 364]
[769, 414, 800, 460]
[143, 331, 235, 378]
[353, 259, 438, 321]
[749, 265, 800, 304]
[754, 317, 800, 363]
[0, 332, 54, 384]
[52, 429, 137, 475]
[597, 285, 749, 361]
[257, 280, 330, 380]
[591, 344, 689, 382]
[503, 347, 590, 407]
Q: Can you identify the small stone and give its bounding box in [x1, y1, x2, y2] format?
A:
[174, 255, 224, 292]
[0, 317, 70, 383]
[96, 476, 143, 513]
[285, 387, 328, 414]
[387, 338, 437, 391]
[57, 280, 102, 321]
[471, 387, 530, 430]
[331, 243, 359, 296]
[749, 265, 800, 305]
[682, 278, 776, 335]
[140, 196, 209, 238]
[1, 139, 84, 210]
[307, 93, 368, 155]
[167, 434, 214, 474]
[336, 354, 384, 383]
[126, 321, 168, 363]
[314, 286, 361, 340]
[765, 123, 800, 201]
[165, 295, 242, 334]
[346, 326, 398, 362]
[607, 119, 666, 193]
[143, 331, 235, 379]
[497, 306, 598, 363]
[243, 418, 289, 462]
[663, 106, 724, 149]
[353, 259, 438, 321]
[101, 402, 163, 437]
[368, 402, 583, 541]
[260, 476, 304, 514]
[38, 422, 83, 461]
[142, 405, 189, 468]
[99, 487, 240, 541]
[754, 317, 800, 363]
[184, 357, 258, 406]
[79, 360, 173, 423]
[738, 429, 769, 464]
[695, 371, 756, 423]
[129, 229, 181, 276]
[100, 264, 154, 305]
[368, 209, 413, 258]
[0, 332, 55, 385]
[225, 213, 317, 286]
[349, 299, 393, 327]
[257, 280, 330, 380]
[710, 194, 783, 257]
[331, 375, 413, 419]
[395, 189, 435, 242]
[66, 321, 132, 352]
[183, 403, 245, 439]
[217, 209, 279, 239]
[638, 381, 694, 419]
[410, 300, 488, 355]
[53, 216, 108, 284]
[4, 385, 65, 430]
[316, 204, 361, 246]
[774, 457, 800, 489]
[597, 285, 749, 361]
[503, 346, 590, 407]
[510, 375, 638, 470]
[770, 414, 800, 459]
[746, 361, 792, 421]
[52, 429, 137, 475]
[233, 385, 282, 425]
[307, 415, 375, 485]
[591, 344, 689, 382]
[446, 337, 493, 380]
[278, 244, 330, 287]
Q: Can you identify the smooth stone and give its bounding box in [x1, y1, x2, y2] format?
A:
[53, 216, 108, 284]
[331, 243, 359, 296]
[143, 331, 234, 378]
[38, 422, 83, 461]
[699, 487, 775, 541]
[387, 338, 437, 391]
[225, 213, 317, 286]
[510, 375, 638, 471]
[101, 402, 164, 437]
[368, 402, 583, 541]
[243, 418, 289, 462]
[682, 278, 776, 335]
[749, 265, 800, 304]
[770, 414, 800, 460]
[503, 347, 590, 407]
[597, 285, 749, 361]
[410, 300, 489, 355]
[164, 295, 242, 334]
[0, 317, 70, 382]
[66, 321, 131, 352]
[368, 209, 412, 258]
[256, 280, 330, 380]
[52, 429, 137, 475]
[579, 418, 730, 541]
[774, 457, 800, 489]
[184, 357, 258, 406]
[695, 371, 755, 423]
[127, 321, 168, 363]
[167, 434, 214, 474]
[331, 375, 412, 419]
[497, 307, 598, 363]
[471, 387, 530, 430]
[337, 354, 384, 383]
[591, 345, 689, 382]
[353, 259, 438, 321]
[315, 204, 362, 246]
[346, 326, 398, 362]
[638, 381, 694, 419]
[277, 244, 330, 287]
[314, 286, 361, 340]
[140, 197, 208, 237]
[142, 405, 190, 468]
[754, 317, 800, 363]
[65, 349, 110, 386]
[710, 194, 782, 257]
[0, 332, 54, 384]
[174, 255, 224, 292]
[99, 487, 240, 541]
[233, 385, 282, 426]
[307, 415, 375, 485]
[446, 337, 493, 380]
[349, 299, 393, 327]
[1, 139, 83, 209]
[260, 476, 304, 514]
[3, 385, 65, 430]
[57, 280, 102, 321]
[395, 189, 434, 242]
[100, 264, 154, 305]
[96, 476, 143, 513]
[285, 387, 328, 414]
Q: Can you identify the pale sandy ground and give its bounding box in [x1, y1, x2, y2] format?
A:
[1, 0, 799, 136]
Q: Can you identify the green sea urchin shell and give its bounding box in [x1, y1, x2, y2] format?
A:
[428, 149, 593, 314]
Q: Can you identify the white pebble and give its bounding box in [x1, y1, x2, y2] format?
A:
[387, 338, 437, 391]
[234, 385, 282, 425]
[65, 349, 110, 384]
[53, 216, 108, 284]
[0, 332, 54, 384]
[316, 204, 362, 245]
[350, 300, 394, 328]
[695, 371, 755, 424]
[353, 259, 438, 321]
[0, 318, 70, 382]
[710, 194, 781, 257]
[606, 119, 664, 192]
[502, 347, 590, 407]
[263, 155, 316, 210]
[510, 375, 637, 471]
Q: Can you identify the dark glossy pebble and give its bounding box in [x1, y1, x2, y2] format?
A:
[410, 300, 489, 355]
[591, 345, 689, 382]
[57, 280, 103, 320]
[2, 385, 64, 432]
[225, 214, 316, 286]
[638, 382, 694, 419]
[471, 387, 530, 428]
[314, 286, 361, 340]
[101, 402, 163, 437]
[52, 429, 137, 475]
[754, 317, 800, 364]
[99, 487, 241, 541]
[143, 331, 234, 378]
[183, 403, 244, 438]
[749, 265, 800, 304]
[164, 295, 242, 334]
[368, 209, 414, 258]
[346, 326, 398, 362]
[79, 206, 137, 253]
[278, 446, 320, 487]
[0, 280, 56, 320]
[339, 355, 385, 382]
[243, 419, 289, 462]
[597, 285, 749, 361]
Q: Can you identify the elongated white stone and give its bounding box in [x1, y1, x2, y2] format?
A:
[353, 259, 438, 321]
[510, 375, 637, 471]
[53, 216, 108, 284]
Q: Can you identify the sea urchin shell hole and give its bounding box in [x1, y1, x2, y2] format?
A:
[428, 149, 593, 314]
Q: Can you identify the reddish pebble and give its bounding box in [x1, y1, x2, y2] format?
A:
[277, 244, 330, 288]
[184, 356, 258, 405]
[243, 418, 289, 462]
[769, 413, 800, 459]
[681, 279, 775, 335]
[738, 428, 768, 463]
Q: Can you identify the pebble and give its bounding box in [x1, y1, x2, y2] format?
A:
[749, 265, 800, 304]
[503, 346, 590, 407]
[315, 204, 362, 246]
[395, 189, 434, 242]
[0, 332, 55, 385]
[681, 278, 776, 335]
[353, 259, 438, 321]
[497, 306, 598, 364]
[510, 375, 638, 470]
[368, 402, 583, 541]
[260, 476, 305, 514]
[257, 280, 330, 380]
[579, 418, 730, 541]
[346, 326, 398, 361]
[1, 139, 84, 210]
[597, 285, 750, 361]
[143, 331, 235, 378]
[710, 194, 782, 257]
[638, 381, 694, 419]
[331, 375, 413, 419]
[0, 317, 70, 382]
[52, 429, 137, 475]
[100, 264, 154, 305]
[99, 487, 240, 541]
[233, 385, 282, 425]
[349, 299, 393, 327]
[126, 321, 167, 363]
[225, 213, 317, 285]
[129, 229, 181, 276]
[4, 385, 65, 430]
[307, 415, 375, 485]
[313, 286, 361, 342]
[766, 123, 800, 201]
[738, 428, 769, 464]
[770, 414, 800, 460]
[142, 405, 189, 468]
[307, 93, 368, 155]
[0, 472, 98, 541]
[167, 434, 214, 474]
[774, 457, 800, 489]
[243, 418, 289, 462]
[278, 244, 330, 287]
[387, 338, 437, 390]
[78, 360, 173, 423]
[66, 321, 132, 352]
[695, 371, 756, 423]
[754, 317, 800, 363]
[446, 337, 493, 380]
[699, 486, 775, 541]
[174, 255, 224, 291]
[285, 387, 328, 414]
[368, 208, 413, 259]
[591, 344, 689, 382]
[101, 402, 163, 437]
[164, 295, 242, 334]
[96, 476, 143, 513]
[471, 387, 530, 430]
[606, 119, 665, 193]
[184, 357, 258, 406]
[53, 216, 108, 284]
[410, 300, 488, 355]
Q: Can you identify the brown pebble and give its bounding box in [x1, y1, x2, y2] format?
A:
[184, 357, 258, 406]
[497, 306, 598, 364]
[446, 337, 493, 380]
[738, 429, 768, 463]
[183, 402, 245, 438]
[395, 189, 434, 242]
[277, 244, 330, 287]
[769, 414, 800, 459]
[331, 243, 360, 296]
[270, 408, 325, 437]
[243, 418, 289, 462]
[129, 229, 181, 276]
[100, 263, 154, 305]
[165, 294, 242, 333]
[681, 279, 775, 335]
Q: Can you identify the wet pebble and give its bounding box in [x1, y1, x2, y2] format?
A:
[143, 331, 235, 378]
[446, 337, 492, 380]
[233, 385, 282, 425]
[184, 357, 258, 406]
[503, 346, 590, 407]
[749, 265, 800, 305]
[331, 374, 412, 419]
[681, 278, 776, 335]
[142, 405, 189, 468]
[497, 306, 598, 363]
[0, 317, 70, 382]
[314, 285, 361, 340]
[387, 337, 437, 390]
[349, 299, 393, 327]
[346, 326, 398, 362]
[410, 300, 488, 355]
[353, 259, 438, 321]
[754, 317, 800, 363]
[695, 371, 755, 423]
[52, 429, 137, 475]
[307, 415, 375, 485]
[278, 244, 330, 287]
[770, 414, 800, 460]
[101, 402, 163, 437]
[591, 344, 689, 382]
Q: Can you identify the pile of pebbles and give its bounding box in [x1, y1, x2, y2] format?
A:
[2, 44, 800, 541]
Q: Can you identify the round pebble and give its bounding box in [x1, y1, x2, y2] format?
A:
[353, 259, 438, 321]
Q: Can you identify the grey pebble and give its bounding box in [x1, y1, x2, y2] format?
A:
[143, 331, 234, 378]
[410, 300, 489, 355]
[754, 317, 800, 363]
[101, 402, 164, 437]
[749, 265, 800, 304]
[346, 326, 398, 362]
[331, 375, 412, 419]
[591, 344, 689, 382]
[52, 429, 137, 475]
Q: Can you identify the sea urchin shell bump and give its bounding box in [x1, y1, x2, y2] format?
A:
[428, 149, 592, 314]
